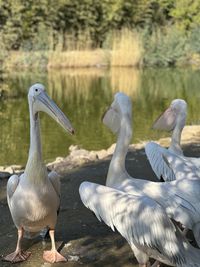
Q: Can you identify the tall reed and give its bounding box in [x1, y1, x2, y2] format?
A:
[48, 30, 110, 68]
[4, 26, 200, 69]
[110, 28, 143, 67]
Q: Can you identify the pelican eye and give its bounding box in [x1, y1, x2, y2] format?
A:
[35, 88, 38, 92]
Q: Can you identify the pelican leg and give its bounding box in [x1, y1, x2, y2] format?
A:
[182, 227, 188, 236]
[139, 261, 151, 267]
[43, 229, 67, 263]
[151, 260, 161, 267]
[3, 228, 31, 263]
[139, 264, 150, 267]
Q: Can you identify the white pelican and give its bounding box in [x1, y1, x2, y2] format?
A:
[3, 83, 74, 263]
[79, 93, 200, 267]
[80, 181, 200, 267]
[145, 99, 187, 181]
[103, 93, 200, 247]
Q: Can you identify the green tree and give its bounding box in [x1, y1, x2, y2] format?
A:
[171, 0, 200, 31]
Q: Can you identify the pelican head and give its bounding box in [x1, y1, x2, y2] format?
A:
[102, 92, 132, 134]
[153, 99, 187, 131]
[28, 83, 74, 134]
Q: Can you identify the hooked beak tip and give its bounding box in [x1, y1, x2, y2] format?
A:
[71, 129, 75, 135]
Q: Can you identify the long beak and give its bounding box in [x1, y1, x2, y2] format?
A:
[101, 106, 110, 122]
[36, 91, 75, 135]
[153, 107, 176, 131]
[102, 106, 120, 134]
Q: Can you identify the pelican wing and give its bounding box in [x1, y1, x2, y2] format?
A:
[7, 174, 20, 200]
[164, 153, 200, 180]
[79, 181, 189, 265]
[118, 178, 200, 235]
[145, 141, 176, 181]
[48, 170, 61, 198]
[48, 170, 61, 216]
[188, 157, 200, 168]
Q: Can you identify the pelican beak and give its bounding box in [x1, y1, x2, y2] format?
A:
[152, 106, 176, 131]
[102, 106, 120, 134]
[101, 107, 110, 122]
[36, 91, 75, 135]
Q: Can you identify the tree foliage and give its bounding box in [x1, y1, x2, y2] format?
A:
[0, 0, 200, 50]
[171, 0, 200, 31]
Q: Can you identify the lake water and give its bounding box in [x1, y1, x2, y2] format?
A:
[0, 67, 200, 166]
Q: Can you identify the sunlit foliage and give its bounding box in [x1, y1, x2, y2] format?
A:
[0, 0, 200, 67]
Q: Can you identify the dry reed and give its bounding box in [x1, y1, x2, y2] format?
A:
[110, 28, 143, 67]
[48, 49, 109, 68]
[4, 28, 143, 69]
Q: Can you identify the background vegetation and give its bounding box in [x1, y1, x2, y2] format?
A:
[1, 0, 200, 68]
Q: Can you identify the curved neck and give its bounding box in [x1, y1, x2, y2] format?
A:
[106, 115, 132, 187]
[169, 120, 184, 156]
[24, 102, 46, 182]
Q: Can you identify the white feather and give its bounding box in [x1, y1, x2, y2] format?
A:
[145, 142, 176, 181]
[80, 182, 200, 266]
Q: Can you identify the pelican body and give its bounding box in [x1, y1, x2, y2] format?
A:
[145, 99, 200, 182]
[145, 99, 187, 181]
[4, 83, 74, 263]
[79, 93, 200, 267]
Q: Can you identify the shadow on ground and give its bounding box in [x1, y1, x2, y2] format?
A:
[0, 144, 199, 267]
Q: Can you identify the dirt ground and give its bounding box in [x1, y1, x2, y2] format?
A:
[0, 142, 200, 267]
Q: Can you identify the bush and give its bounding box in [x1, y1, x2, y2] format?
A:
[188, 27, 200, 54]
[143, 27, 188, 66]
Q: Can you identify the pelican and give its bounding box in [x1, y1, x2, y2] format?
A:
[102, 93, 200, 246]
[145, 99, 187, 181]
[102, 93, 200, 247]
[80, 182, 200, 267]
[3, 83, 74, 263]
[79, 93, 200, 267]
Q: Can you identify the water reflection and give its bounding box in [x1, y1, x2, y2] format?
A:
[110, 67, 140, 98]
[0, 67, 200, 165]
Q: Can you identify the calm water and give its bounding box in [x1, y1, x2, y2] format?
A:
[0, 67, 200, 166]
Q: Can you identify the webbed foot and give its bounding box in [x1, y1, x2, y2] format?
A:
[43, 250, 67, 263]
[3, 250, 31, 263]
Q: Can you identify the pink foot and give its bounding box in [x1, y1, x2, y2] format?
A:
[43, 250, 67, 263]
[3, 250, 31, 263]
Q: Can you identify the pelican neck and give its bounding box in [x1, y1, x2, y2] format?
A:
[106, 115, 132, 187]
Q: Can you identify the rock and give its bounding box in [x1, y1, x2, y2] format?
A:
[69, 145, 80, 152]
[0, 165, 24, 174]
[68, 255, 80, 262]
[0, 165, 24, 179]
[0, 171, 10, 179]
[64, 242, 72, 248]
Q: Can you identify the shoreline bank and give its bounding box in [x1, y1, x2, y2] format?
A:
[1, 125, 200, 178]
